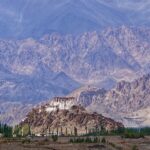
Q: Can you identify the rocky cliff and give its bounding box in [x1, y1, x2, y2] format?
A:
[22, 105, 123, 135]
[87, 74, 150, 127]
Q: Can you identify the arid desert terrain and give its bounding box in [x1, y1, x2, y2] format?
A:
[0, 136, 150, 150]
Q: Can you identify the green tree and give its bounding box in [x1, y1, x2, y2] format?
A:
[65, 127, 68, 136]
[74, 127, 78, 136]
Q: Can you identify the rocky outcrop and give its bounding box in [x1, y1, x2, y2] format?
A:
[87, 74, 150, 127]
[21, 105, 123, 135]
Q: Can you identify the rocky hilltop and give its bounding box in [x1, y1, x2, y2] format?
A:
[43, 87, 107, 111]
[22, 105, 123, 135]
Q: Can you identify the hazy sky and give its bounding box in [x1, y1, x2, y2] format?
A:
[0, 0, 149, 38]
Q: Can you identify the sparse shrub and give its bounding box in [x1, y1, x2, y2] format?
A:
[44, 138, 49, 142]
[80, 138, 85, 143]
[74, 138, 84, 143]
[21, 138, 31, 144]
[93, 137, 98, 143]
[69, 137, 101, 144]
[37, 138, 49, 145]
[132, 145, 139, 150]
[52, 135, 58, 142]
[69, 137, 95, 143]
[37, 141, 46, 145]
[85, 137, 92, 143]
[69, 138, 74, 143]
[76, 138, 80, 143]
[124, 132, 144, 139]
[116, 146, 123, 150]
[101, 137, 106, 143]
[109, 142, 123, 150]
[74, 127, 78, 136]
[109, 142, 116, 148]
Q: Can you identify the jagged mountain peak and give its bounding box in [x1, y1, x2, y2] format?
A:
[1, 26, 150, 125]
[87, 74, 150, 127]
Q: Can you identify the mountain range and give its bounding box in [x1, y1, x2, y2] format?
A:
[1, 26, 150, 125]
[1, 26, 150, 103]
[0, 0, 150, 127]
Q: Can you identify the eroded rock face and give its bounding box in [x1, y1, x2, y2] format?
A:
[21, 105, 123, 135]
[87, 74, 150, 127]
[1, 27, 150, 104]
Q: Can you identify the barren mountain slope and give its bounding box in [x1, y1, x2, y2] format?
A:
[22, 105, 123, 135]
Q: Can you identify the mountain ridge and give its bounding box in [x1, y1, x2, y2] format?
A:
[1, 26, 150, 125]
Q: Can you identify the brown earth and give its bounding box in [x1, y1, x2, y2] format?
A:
[0, 136, 150, 150]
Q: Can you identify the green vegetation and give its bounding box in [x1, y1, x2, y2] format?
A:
[84, 127, 150, 139]
[21, 138, 31, 144]
[85, 127, 125, 136]
[101, 137, 106, 143]
[123, 131, 144, 139]
[132, 145, 139, 150]
[69, 137, 100, 143]
[122, 128, 145, 139]
[0, 123, 13, 137]
[13, 124, 31, 137]
[74, 127, 78, 136]
[2, 121, 150, 141]
[108, 142, 123, 150]
[52, 135, 58, 142]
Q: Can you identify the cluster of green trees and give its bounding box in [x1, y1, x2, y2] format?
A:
[52, 135, 58, 142]
[2, 122, 149, 139]
[13, 124, 31, 137]
[85, 127, 125, 136]
[133, 127, 150, 135]
[0, 123, 13, 137]
[85, 127, 150, 138]
[122, 128, 144, 139]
